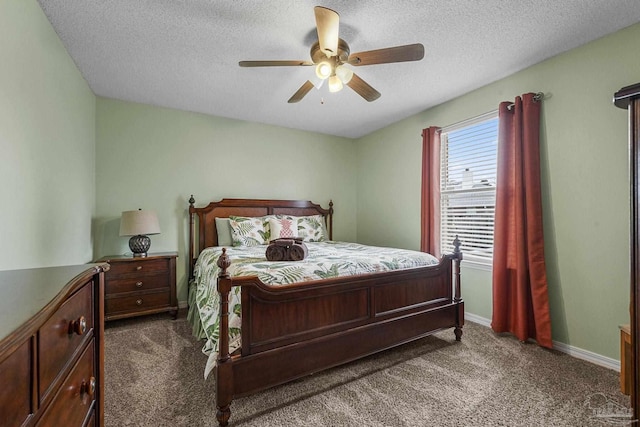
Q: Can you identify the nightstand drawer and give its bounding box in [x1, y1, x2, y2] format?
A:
[37, 342, 95, 427]
[107, 258, 168, 276]
[106, 292, 170, 314]
[105, 273, 168, 294]
[39, 283, 93, 402]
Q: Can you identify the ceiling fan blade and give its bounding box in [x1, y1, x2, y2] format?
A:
[239, 60, 313, 67]
[346, 73, 381, 102]
[314, 6, 339, 57]
[348, 43, 425, 66]
[288, 80, 315, 103]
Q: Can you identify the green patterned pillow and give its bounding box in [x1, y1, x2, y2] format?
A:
[229, 216, 270, 246]
[298, 215, 328, 242]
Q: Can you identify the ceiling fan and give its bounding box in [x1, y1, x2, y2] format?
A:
[239, 6, 425, 103]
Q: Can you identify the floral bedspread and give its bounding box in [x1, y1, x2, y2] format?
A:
[191, 241, 439, 377]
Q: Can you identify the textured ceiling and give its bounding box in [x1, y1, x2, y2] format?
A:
[38, 1, 640, 139]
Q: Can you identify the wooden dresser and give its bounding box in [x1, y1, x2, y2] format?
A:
[0, 263, 108, 427]
[97, 252, 178, 321]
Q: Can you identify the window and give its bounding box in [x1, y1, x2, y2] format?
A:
[440, 112, 498, 268]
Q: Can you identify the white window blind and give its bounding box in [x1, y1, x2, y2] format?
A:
[440, 113, 498, 267]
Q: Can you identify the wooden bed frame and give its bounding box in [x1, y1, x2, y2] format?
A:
[188, 197, 464, 426]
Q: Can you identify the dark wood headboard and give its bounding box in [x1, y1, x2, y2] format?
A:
[188, 196, 333, 280]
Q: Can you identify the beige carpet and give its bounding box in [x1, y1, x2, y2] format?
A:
[104, 314, 631, 426]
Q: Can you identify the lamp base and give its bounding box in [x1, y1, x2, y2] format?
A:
[129, 235, 151, 258]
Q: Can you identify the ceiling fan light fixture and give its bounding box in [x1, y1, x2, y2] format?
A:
[315, 62, 332, 80]
[335, 65, 353, 84]
[328, 75, 343, 93]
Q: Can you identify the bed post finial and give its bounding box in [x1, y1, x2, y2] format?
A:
[328, 200, 334, 240]
[453, 235, 461, 257]
[189, 194, 195, 208]
[217, 248, 231, 279]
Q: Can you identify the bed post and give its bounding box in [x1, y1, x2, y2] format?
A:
[215, 249, 233, 426]
[452, 235, 464, 341]
[328, 200, 334, 240]
[189, 195, 195, 282]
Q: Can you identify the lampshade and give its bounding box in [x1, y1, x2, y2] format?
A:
[119, 209, 161, 257]
[119, 210, 161, 236]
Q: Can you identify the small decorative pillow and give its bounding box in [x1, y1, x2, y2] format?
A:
[297, 215, 327, 242]
[229, 216, 269, 246]
[269, 217, 299, 239]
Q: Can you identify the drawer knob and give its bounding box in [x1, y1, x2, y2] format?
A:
[136, 299, 143, 306]
[136, 281, 143, 288]
[70, 316, 87, 335]
[81, 377, 96, 398]
[136, 265, 143, 271]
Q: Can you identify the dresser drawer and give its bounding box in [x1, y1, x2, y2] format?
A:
[107, 258, 169, 277]
[37, 342, 95, 427]
[105, 272, 168, 294]
[0, 340, 32, 427]
[106, 291, 170, 314]
[39, 283, 93, 401]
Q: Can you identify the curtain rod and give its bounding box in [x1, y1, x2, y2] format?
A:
[438, 92, 545, 133]
[506, 92, 544, 110]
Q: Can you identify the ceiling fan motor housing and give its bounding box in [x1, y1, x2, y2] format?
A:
[310, 38, 350, 64]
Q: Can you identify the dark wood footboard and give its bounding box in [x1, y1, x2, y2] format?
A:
[214, 245, 463, 426]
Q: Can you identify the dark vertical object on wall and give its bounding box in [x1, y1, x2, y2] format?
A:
[615, 82, 640, 422]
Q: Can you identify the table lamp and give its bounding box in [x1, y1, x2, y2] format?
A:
[119, 209, 161, 257]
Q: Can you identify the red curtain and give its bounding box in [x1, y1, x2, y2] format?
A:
[491, 93, 552, 348]
[420, 127, 441, 257]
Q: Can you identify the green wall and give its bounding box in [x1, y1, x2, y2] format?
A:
[94, 98, 356, 302]
[355, 23, 640, 360]
[0, 0, 96, 270]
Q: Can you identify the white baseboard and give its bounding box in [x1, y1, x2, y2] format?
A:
[552, 340, 620, 372]
[464, 312, 621, 372]
[465, 312, 491, 327]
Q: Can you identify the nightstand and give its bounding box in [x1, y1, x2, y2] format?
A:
[96, 252, 178, 321]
